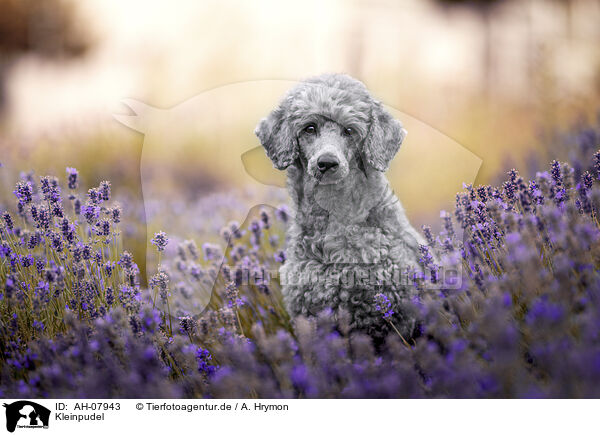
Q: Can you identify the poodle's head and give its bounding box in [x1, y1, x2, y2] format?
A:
[255, 74, 407, 185]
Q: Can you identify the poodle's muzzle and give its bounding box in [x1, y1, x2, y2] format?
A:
[306, 129, 351, 185]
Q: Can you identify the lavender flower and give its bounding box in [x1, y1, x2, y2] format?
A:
[196, 347, 217, 377]
[66, 167, 79, 189]
[2, 211, 13, 231]
[374, 293, 394, 319]
[110, 205, 121, 224]
[184, 240, 199, 260]
[273, 250, 286, 263]
[422, 225, 435, 245]
[582, 171, 593, 191]
[440, 210, 454, 238]
[151, 231, 169, 252]
[502, 180, 516, 202]
[99, 181, 111, 201]
[260, 209, 271, 229]
[82, 203, 100, 225]
[179, 316, 197, 336]
[105, 287, 114, 306]
[551, 160, 563, 186]
[224, 281, 244, 309]
[275, 205, 290, 223]
[73, 198, 82, 215]
[13, 181, 33, 205]
[150, 271, 169, 303]
[228, 221, 244, 239]
[118, 251, 134, 269]
[202, 243, 222, 262]
[87, 188, 101, 205]
[36, 206, 51, 230]
[40, 176, 61, 203]
[96, 219, 111, 236]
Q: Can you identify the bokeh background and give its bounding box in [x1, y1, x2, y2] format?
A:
[1, 0, 599, 281]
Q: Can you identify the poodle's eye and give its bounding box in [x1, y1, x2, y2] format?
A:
[303, 124, 317, 135]
[343, 127, 355, 136]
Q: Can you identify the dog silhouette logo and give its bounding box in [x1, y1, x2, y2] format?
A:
[3, 401, 50, 432]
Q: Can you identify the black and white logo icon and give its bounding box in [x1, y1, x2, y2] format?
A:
[3, 401, 50, 433]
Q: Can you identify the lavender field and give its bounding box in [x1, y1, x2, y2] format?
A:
[1, 120, 600, 399]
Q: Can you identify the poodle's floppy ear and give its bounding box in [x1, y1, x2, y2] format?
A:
[363, 102, 407, 171]
[254, 105, 297, 170]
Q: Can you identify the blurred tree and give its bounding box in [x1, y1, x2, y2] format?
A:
[0, 0, 90, 115]
[433, 0, 501, 97]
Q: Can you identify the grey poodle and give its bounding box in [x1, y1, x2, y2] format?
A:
[255, 74, 426, 341]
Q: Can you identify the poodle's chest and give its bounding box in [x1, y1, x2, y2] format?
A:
[293, 224, 390, 265]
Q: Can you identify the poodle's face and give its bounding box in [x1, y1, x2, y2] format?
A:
[296, 116, 360, 185]
[255, 74, 407, 178]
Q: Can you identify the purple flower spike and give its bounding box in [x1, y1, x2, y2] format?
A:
[66, 167, 79, 189]
[374, 293, 394, 319]
[151, 231, 169, 252]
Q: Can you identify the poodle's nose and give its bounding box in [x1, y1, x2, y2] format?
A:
[317, 155, 339, 173]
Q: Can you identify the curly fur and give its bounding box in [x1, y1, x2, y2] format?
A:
[255, 74, 425, 341]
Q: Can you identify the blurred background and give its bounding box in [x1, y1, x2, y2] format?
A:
[1, 0, 599, 279]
